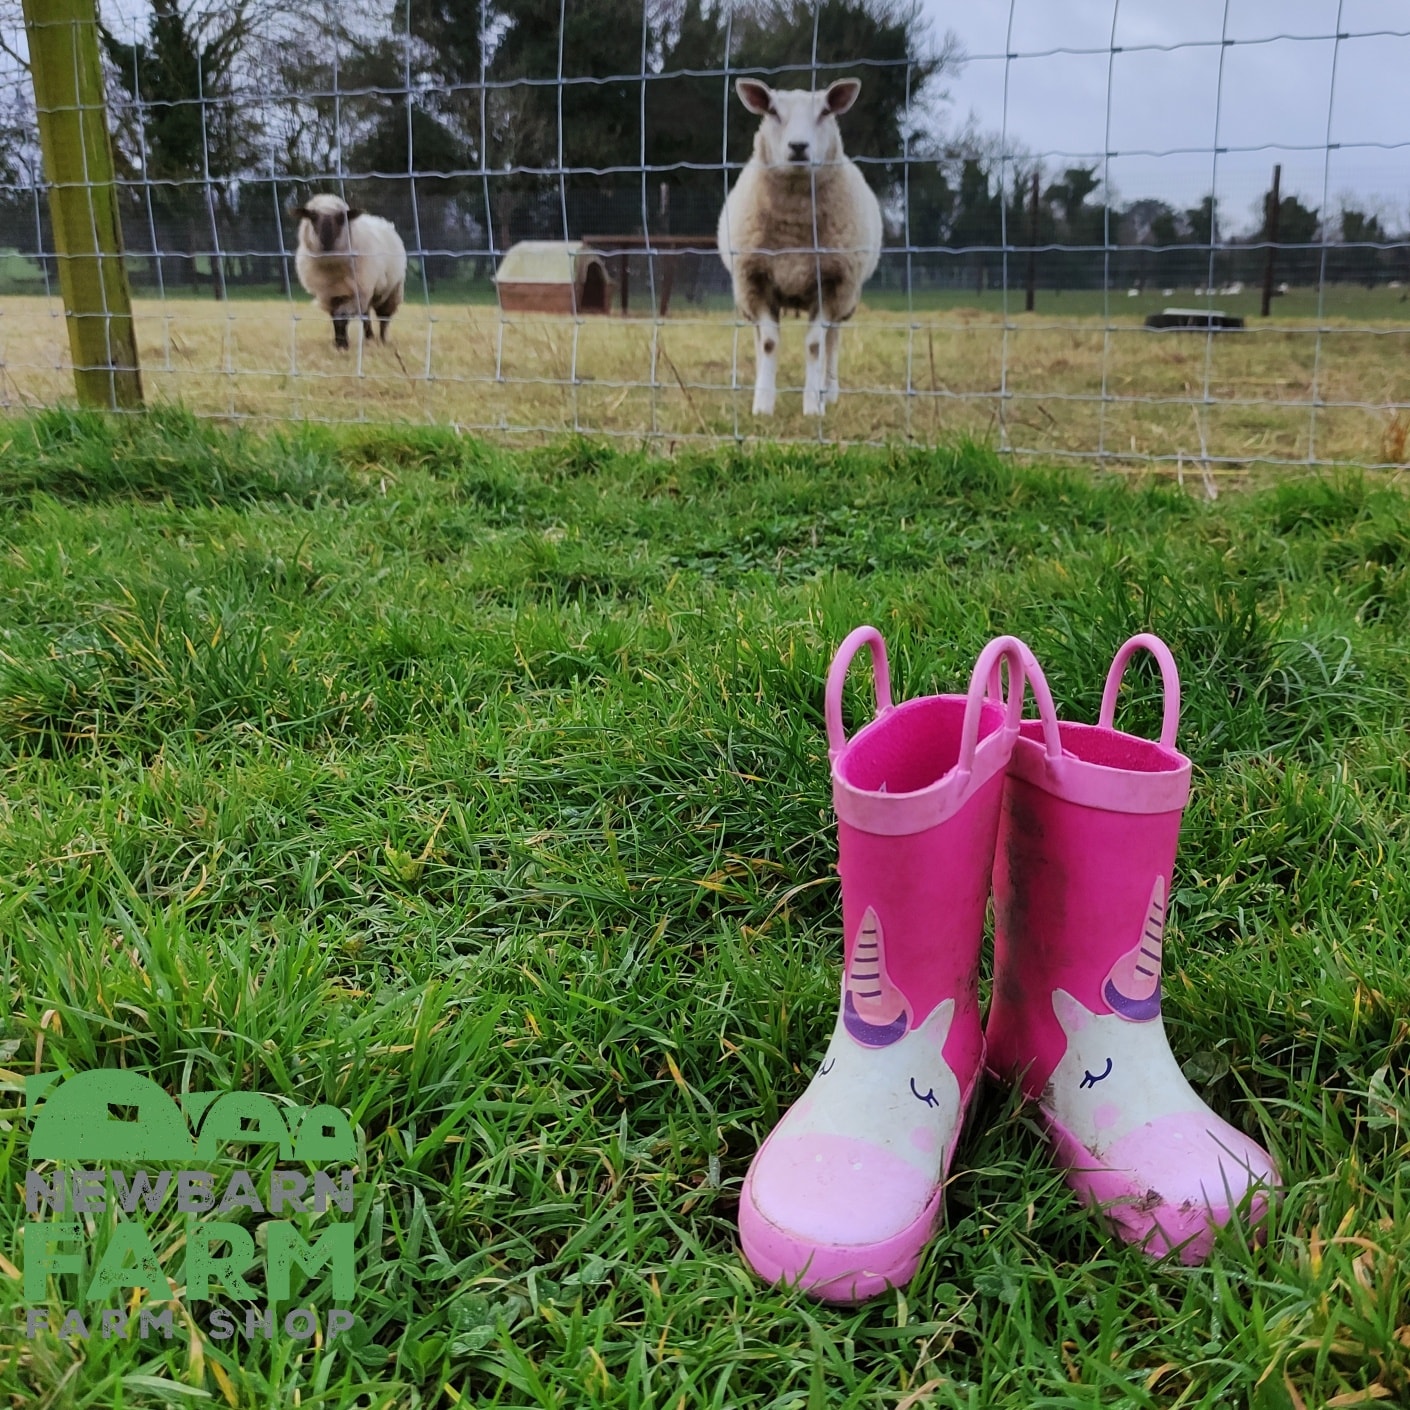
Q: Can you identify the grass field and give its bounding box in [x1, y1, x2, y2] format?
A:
[3, 290, 1410, 468]
[2, 409, 1409, 1408]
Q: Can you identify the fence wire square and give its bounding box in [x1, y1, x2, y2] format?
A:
[3, 0, 1409, 469]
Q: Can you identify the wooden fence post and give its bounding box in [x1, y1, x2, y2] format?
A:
[22, 0, 143, 409]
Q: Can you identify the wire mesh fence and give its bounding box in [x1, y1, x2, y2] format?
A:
[3, 0, 1410, 469]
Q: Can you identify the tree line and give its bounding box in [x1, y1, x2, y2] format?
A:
[0, 0, 1405, 297]
[914, 172, 1409, 296]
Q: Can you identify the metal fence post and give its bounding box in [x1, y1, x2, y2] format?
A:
[22, 0, 143, 409]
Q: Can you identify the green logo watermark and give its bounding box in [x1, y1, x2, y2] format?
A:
[20, 1070, 360, 1345]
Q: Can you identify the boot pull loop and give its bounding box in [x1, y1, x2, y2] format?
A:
[826, 625, 894, 758]
[1099, 634, 1181, 749]
[958, 635, 1029, 777]
[1018, 643, 1066, 761]
[983, 639, 1064, 763]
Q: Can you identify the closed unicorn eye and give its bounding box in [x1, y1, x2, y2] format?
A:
[819, 1057, 836, 1076]
[1079, 1058, 1113, 1089]
[909, 1077, 939, 1108]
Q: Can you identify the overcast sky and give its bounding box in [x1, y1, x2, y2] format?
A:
[8, 1, 1407, 233]
[921, 0, 1410, 232]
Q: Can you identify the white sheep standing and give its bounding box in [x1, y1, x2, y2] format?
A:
[293, 194, 407, 351]
[717, 78, 882, 416]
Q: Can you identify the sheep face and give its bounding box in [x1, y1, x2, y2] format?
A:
[736, 78, 861, 170]
[293, 195, 364, 255]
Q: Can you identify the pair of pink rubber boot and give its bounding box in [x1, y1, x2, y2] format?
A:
[738, 628, 1280, 1302]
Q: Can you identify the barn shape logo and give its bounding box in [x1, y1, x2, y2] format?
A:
[19, 1070, 361, 1346]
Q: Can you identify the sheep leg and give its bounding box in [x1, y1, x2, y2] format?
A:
[752, 316, 779, 416]
[331, 314, 350, 351]
[803, 316, 827, 417]
[825, 324, 841, 404]
[373, 290, 401, 343]
[362, 315, 375, 343]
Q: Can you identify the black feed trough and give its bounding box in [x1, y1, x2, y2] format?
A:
[1144, 307, 1245, 331]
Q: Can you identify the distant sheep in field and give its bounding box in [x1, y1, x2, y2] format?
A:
[717, 77, 882, 416]
[293, 194, 407, 351]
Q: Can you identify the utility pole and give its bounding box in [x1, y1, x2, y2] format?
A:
[1261, 163, 1282, 318]
[1025, 170, 1040, 312]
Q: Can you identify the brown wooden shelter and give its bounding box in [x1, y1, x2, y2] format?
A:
[494, 241, 614, 315]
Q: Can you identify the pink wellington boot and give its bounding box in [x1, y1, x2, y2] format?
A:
[739, 627, 1028, 1302]
[986, 635, 1281, 1264]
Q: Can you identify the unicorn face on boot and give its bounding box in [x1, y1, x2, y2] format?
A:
[742, 907, 966, 1278]
[1046, 986, 1199, 1152]
[1045, 876, 1205, 1151]
[782, 994, 960, 1166]
[1041, 875, 1279, 1260]
[795, 906, 962, 1165]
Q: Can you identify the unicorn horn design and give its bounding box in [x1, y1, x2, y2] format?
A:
[1101, 876, 1166, 1022]
[842, 906, 912, 1046]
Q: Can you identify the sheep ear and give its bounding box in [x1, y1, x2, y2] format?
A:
[824, 78, 861, 115]
[735, 78, 774, 116]
[346, 207, 364, 221]
[291, 206, 310, 223]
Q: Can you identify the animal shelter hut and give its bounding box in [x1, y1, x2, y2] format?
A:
[494, 241, 614, 315]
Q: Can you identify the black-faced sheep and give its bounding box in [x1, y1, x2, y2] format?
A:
[717, 78, 883, 416]
[293, 194, 407, 350]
